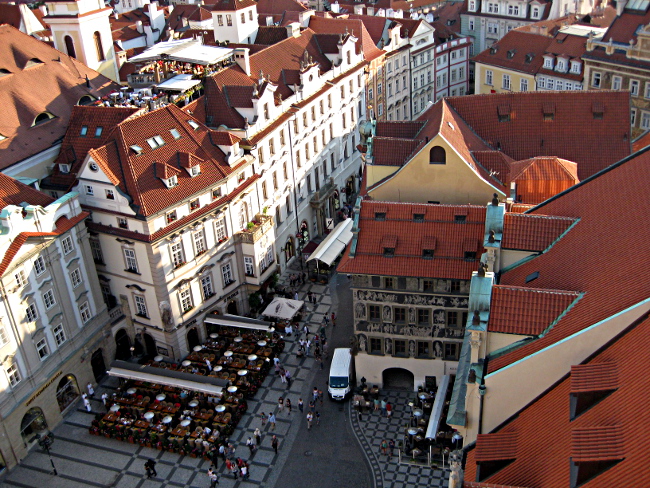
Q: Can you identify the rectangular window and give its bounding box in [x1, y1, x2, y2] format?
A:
[630, 79, 640, 97]
[61, 236, 74, 255]
[80, 302, 91, 323]
[631, 108, 637, 126]
[485, 69, 493, 86]
[36, 338, 49, 360]
[222, 262, 234, 286]
[190, 198, 200, 211]
[118, 217, 128, 229]
[280, 129, 286, 146]
[215, 217, 227, 242]
[34, 256, 46, 276]
[385, 277, 394, 289]
[171, 242, 185, 268]
[244, 256, 255, 276]
[201, 275, 214, 299]
[520, 79, 528, 92]
[417, 309, 430, 325]
[369, 305, 381, 321]
[105, 189, 115, 200]
[641, 111, 650, 130]
[645, 82, 650, 99]
[591, 72, 601, 88]
[417, 341, 430, 358]
[166, 210, 178, 224]
[6, 362, 21, 387]
[85, 185, 94, 196]
[70, 268, 82, 288]
[369, 337, 382, 355]
[123, 248, 138, 273]
[423, 279, 434, 292]
[43, 289, 56, 309]
[53, 323, 66, 346]
[444, 342, 460, 360]
[394, 339, 407, 357]
[394, 307, 406, 323]
[193, 229, 207, 256]
[26, 303, 38, 322]
[226, 14, 232, 26]
[217, 14, 223, 26]
[80, 125, 88, 136]
[134, 294, 148, 317]
[15, 269, 26, 288]
[269, 139, 275, 155]
[502, 74, 511, 90]
[180, 288, 193, 313]
[90, 238, 104, 264]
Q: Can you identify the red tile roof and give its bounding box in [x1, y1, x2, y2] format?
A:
[507, 156, 579, 205]
[488, 147, 650, 373]
[254, 26, 289, 45]
[445, 91, 631, 180]
[488, 285, 581, 335]
[501, 213, 577, 252]
[465, 313, 650, 487]
[376, 121, 425, 139]
[337, 200, 486, 279]
[204, 0, 257, 11]
[475, 432, 519, 461]
[308, 16, 385, 61]
[0, 24, 117, 170]
[87, 104, 234, 217]
[372, 137, 421, 166]
[0, 172, 54, 209]
[570, 363, 618, 393]
[256, 0, 307, 14]
[473, 31, 550, 75]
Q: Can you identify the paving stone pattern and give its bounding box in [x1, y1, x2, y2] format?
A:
[3, 261, 448, 488]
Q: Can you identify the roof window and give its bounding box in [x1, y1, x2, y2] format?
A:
[80, 125, 88, 137]
[0, 68, 11, 78]
[78, 95, 95, 105]
[32, 112, 55, 127]
[94, 126, 103, 137]
[507, 49, 516, 59]
[130, 145, 144, 155]
[543, 103, 555, 121]
[413, 213, 425, 222]
[0, 133, 6, 142]
[525, 271, 539, 283]
[146, 135, 165, 149]
[188, 120, 200, 130]
[375, 212, 386, 221]
[25, 57, 43, 68]
[524, 53, 534, 63]
[454, 214, 466, 223]
[422, 249, 434, 259]
[170, 128, 181, 139]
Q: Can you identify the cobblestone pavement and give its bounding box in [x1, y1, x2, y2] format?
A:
[2, 260, 448, 488]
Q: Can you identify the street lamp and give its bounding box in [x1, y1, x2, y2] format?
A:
[33, 433, 57, 475]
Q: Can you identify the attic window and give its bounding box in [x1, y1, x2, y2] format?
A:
[25, 58, 43, 68]
[146, 135, 165, 149]
[78, 95, 95, 105]
[525, 271, 539, 283]
[170, 128, 181, 139]
[80, 125, 88, 137]
[32, 112, 55, 126]
[189, 198, 200, 211]
[490, 45, 498, 54]
[130, 145, 143, 155]
[384, 247, 395, 257]
[543, 103, 555, 121]
[375, 212, 386, 221]
[525, 53, 534, 63]
[497, 104, 511, 122]
[592, 102, 604, 120]
[413, 213, 425, 222]
[212, 187, 222, 200]
[190, 165, 200, 177]
[0, 68, 11, 78]
[94, 126, 103, 137]
[454, 215, 466, 223]
[0, 133, 6, 142]
[166, 175, 178, 188]
[507, 49, 516, 59]
[422, 249, 434, 259]
[570, 426, 624, 488]
[59, 163, 70, 174]
[188, 120, 200, 130]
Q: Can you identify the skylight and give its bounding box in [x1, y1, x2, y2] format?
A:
[25, 58, 43, 68]
[95, 126, 103, 137]
[146, 135, 165, 149]
[188, 120, 200, 130]
[0, 133, 6, 142]
[80, 126, 88, 136]
[170, 128, 181, 139]
[130, 145, 144, 155]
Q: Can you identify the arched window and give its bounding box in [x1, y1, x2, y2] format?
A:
[33, 112, 54, 126]
[93, 31, 105, 61]
[429, 146, 446, 164]
[64, 35, 76, 59]
[55, 374, 79, 412]
[78, 95, 95, 105]
[20, 407, 48, 443]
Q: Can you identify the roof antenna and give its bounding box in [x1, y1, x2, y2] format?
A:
[85, 74, 90, 88]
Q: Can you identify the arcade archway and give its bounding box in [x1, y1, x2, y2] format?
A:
[382, 368, 414, 390]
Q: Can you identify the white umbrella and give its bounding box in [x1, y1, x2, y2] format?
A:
[144, 411, 155, 420]
[262, 297, 304, 320]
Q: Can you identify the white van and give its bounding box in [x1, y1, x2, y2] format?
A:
[328, 348, 354, 400]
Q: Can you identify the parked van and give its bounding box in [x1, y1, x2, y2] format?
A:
[328, 348, 354, 400]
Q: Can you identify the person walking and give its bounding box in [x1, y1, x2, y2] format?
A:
[318, 389, 324, 406]
[316, 411, 321, 426]
[226, 459, 239, 480]
[298, 398, 304, 413]
[144, 459, 157, 478]
[306, 412, 313, 430]
[381, 439, 388, 455]
[331, 312, 336, 326]
[87, 382, 95, 398]
[285, 369, 292, 387]
[101, 392, 109, 407]
[373, 398, 380, 412]
[246, 437, 255, 454]
[386, 402, 393, 418]
[278, 397, 284, 412]
[83, 396, 92, 412]
[307, 291, 313, 304]
[323, 315, 329, 326]
[208, 467, 219, 487]
[381, 399, 387, 417]
[241, 463, 249, 480]
[269, 412, 276, 430]
[260, 412, 267, 426]
[309, 401, 315, 413]
[271, 435, 279, 454]
[286, 398, 292, 415]
[312, 387, 319, 403]
[388, 439, 395, 459]
[280, 368, 287, 384]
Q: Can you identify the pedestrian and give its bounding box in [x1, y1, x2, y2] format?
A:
[280, 368, 287, 383]
[226, 459, 239, 479]
[82, 391, 87, 401]
[83, 397, 92, 412]
[309, 400, 315, 412]
[357, 404, 363, 421]
[301, 272, 306, 284]
[260, 412, 267, 426]
[316, 411, 321, 425]
[241, 463, 249, 480]
[306, 411, 313, 430]
[254, 427, 261, 446]
[271, 435, 279, 454]
[381, 399, 387, 417]
[294, 291, 299, 301]
[286, 398, 292, 415]
[374, 398, 380, 412]
[286, 323, 293, 336]
[144, 459, 157, 478]
[101, 392, 109, 407]
[331, 312, 336, 326]
[305, 339, 311, 356]
[312, 386, 319, 402]
[205, 358, 212, 371]
[285, 369, 292, 387]
[246, 437, 255, 454]
[208, 466, 219, 487]
[219, 443, 226, 460]
[269, 412, 276, 430]
[320, 324, 326, 338]
[87, 382, 95, 398]
[298, 398, 304, 413]
[386, 402, 393, 418]
[318, 389, 323, 406]
[388, 439, 395, 458]
[381, 439, 388, 455]
[278, 397, 284, 412]
[275, 362, 281, 375]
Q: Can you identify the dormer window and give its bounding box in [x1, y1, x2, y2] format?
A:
[237, 172, 245, 183]
[454, 214, 466, 223]
[464, 251, 477, 260]
[32, 112, 55, 126]
[469, 0, 476, 10]
[507, 49, 516, 59]
[190, 165, 200, 176]
[413, 213, 425, 222]
[532, 6, 540, 17]
[375, 212, 386, 221]
[146, 135, 165, 149]
[543, 56, 554, 69]
[80, 125, 88, 137]
[130, 145, 143, 155]
[95, 126, 103, 137]
[189, 198, 200, 211]
[166, 175, 178, 188]
[555, 59, 566, 72]
[422, 249, 434, 259]
[59, 163, 70, 174]
[570, 60, 581, 74]
[212, 187, 222, 200]
[263, 103, 270, 120]
[166, 210, 178, 224]
[170, 128, 181, 139]
[384, 247, 395, 257]
[543, 103, 555, 121]
[188, 120, 200, 130]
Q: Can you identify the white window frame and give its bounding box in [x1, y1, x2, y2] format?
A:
[180, 288, 193, 313]
[0, 323, 9, 346]
[630, 79, 640, 97]
[193, 229, 207, 256]
[26, 303, 38, 322]
[222, 262, 234, 286]
[591, 72, 601, 88]
[171, 242, 185, 268]
[502, 74, 511, 90]
[124, 248, 138, 273]
[15, 269, 26, 288]
[53, 323, 66, 346]
[6, 362, 21, 387]
[79, 301, 91, 324]
[201, 275, 214, 300]
[36, 338, 49, 360]
[641, 111, 650, 130]
[61, 235, 74, 255]
[485, 69, 493, 86]
[43, 289, 56, 309]
[134, 294, 148, 317]
[631, 108, 637, 126]
[215, 217, 227, 242]
[105, 189, 115, 200]
[520, 79, 528, 92]
[85, 185, 94, 196]
[34, 256, 46, 276]
[244, 256, 255, 276]
[612, 76, 622, 91]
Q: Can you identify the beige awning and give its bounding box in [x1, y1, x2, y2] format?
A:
[262, 297, 304, 320]
[306, 218, 354, 266]
[204, 314, 273, 331]
[107, 367, 223, 396]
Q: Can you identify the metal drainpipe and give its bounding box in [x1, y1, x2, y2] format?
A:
[478, 384, 487, 436]
[286, 113, 304, 269]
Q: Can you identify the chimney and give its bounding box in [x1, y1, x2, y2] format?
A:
[616, 0, 627, 16]
[234, 47, 251, 76]
[367, 6, 374, 15]
[39, 4, 47, 15]
[266, 16, 274, 26]
[331, 2, 340, 14]
[540, 25, 548, 37]
[136, 20, 143, 33]
[286, 22, 300, 38]
[354, 4, 364, 14]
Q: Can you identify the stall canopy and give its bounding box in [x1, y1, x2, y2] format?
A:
[204, 314, 273, 331]
[426, 375, 451, 440]
[262, 297, 304, 320]
[128, 39, 234, 66]
[107, 360, 227, 395]
[306, 218, 353, 266]
[157, 73, 201, 91]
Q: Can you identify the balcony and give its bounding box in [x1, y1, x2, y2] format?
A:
[235, 214, 274, 244]
[310, 177, 337, 207]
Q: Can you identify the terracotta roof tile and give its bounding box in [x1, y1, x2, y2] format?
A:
[570, 363, 618, 393]
[256, 0, 307, 14]
[475, 432, 519, 462]
[254, 26, 289, 45]
[488, 286, 581, 335]
[507, 156, 579, 205]
[372, 137, 421, 166]
[376, 121, 426, 139]
[445, 91, 631, 180]
[204, 0, 257, 11]
[0, 25, 118, 170]
[338, 200, 485, 279]
[501, 213, 577, 251]
[488, 147, 650, 373]
[0, 172, 54, 208]
[465, 313, 650, 487]
[474, 31, 550, 75]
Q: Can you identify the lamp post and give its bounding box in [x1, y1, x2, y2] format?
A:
[34, 433, 57, 475]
